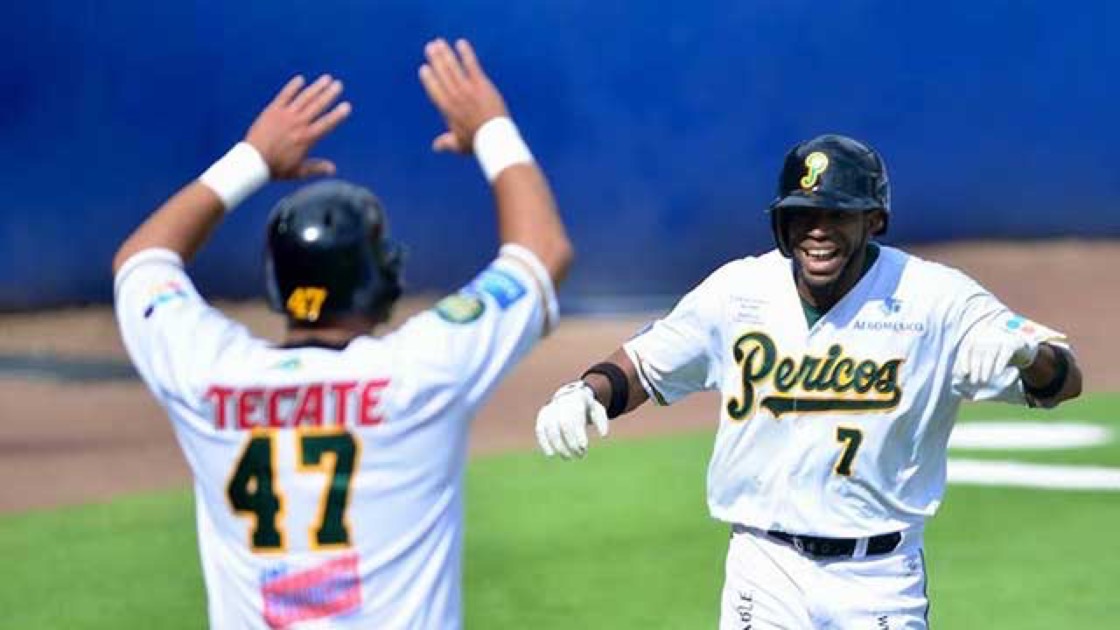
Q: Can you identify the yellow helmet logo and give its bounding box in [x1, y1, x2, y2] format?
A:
[286, 287, 328, 322]
[799, 151, 830, 189]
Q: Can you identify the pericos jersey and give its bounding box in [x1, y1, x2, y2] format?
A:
[624, 245, 1064, 538]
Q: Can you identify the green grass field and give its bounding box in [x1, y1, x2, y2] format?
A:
[2, 394, 1117, 628]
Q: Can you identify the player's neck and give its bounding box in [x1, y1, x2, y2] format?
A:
[283, 316, 378, 347]
[796, 243, 879, 312]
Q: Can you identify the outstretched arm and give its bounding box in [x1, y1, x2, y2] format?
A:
[957, 320, 1083, 409]
[112, 75, 351, 274]
[418, 38, 573, 285]
[581, 348, 651, 415]
[535, 347, 652, 460]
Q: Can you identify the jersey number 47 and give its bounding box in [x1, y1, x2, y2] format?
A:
[227, 429, 359, 552]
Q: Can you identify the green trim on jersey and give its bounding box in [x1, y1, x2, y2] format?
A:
[801, 301, 827, 329]
[799, 243, 880, 328]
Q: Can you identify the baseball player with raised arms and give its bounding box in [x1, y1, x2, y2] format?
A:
[535, 134, 1083, 628]
[113, 39, 572, 628]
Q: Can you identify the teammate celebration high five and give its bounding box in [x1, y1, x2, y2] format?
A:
[535, 134, 1082, 629]
[114, 39, 572, 628]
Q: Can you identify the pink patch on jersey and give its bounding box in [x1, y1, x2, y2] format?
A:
[261, 553, 361, 628]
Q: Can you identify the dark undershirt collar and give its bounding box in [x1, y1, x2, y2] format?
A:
[277, 338, 354, 351]
[799, 242, 880, 328]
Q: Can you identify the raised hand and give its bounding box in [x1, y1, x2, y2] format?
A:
[418, 38, 509, 154]
[245, 74, 352, 179]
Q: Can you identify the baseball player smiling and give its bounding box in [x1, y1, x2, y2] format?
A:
[535, 134, 1083, 628]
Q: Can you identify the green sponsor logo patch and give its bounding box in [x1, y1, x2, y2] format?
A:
[435, 293, 485, 324]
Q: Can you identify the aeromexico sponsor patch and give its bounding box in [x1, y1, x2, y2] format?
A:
[726, 331, 903, 419]
[853, 297, 926, 333]
[853, 319, 926, 334]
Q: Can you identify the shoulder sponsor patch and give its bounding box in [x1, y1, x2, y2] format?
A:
[143, 280, 189, 318]
[435, 293, 485, 324]
[1004, 314, 1065, 344]
[471, 267, 527, 309]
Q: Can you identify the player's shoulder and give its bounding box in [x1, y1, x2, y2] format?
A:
[882, 245, 988, 296]
[706, 248, 787, 284]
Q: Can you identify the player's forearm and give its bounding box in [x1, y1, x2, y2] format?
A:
[112, 182, 227, 273]
[1021, 343, 1082, 407]
[581, 348, 650, 417]
[113, 142, 271, 274]
[471, 115, 572, 284]
[490, 163, 573, 284]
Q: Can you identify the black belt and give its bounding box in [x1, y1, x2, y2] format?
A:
[766, 530, 902, 559]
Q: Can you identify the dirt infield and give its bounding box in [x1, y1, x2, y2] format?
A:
[1, 240, 1116, 513]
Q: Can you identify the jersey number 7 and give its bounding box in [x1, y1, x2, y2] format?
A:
[226, 430, 359, 552]
[834, 426, 863, 477]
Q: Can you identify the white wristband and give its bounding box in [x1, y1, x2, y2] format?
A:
[199, 142, 270, 211]
[473, 117, 534, 183]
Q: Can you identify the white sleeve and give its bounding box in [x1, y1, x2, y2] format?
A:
[113, 249, 253, 404]
[622, 268, 725, 405]
[949, 282, 1067, 404]
[389, 244, 558, 413]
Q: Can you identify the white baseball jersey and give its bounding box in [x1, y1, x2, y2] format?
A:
[624, 245, 1063, 538]
[114, 244, 557, 629]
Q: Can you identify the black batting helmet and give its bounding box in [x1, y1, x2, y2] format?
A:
[265, 180, 403, 326]
[768, 134, 890, 256]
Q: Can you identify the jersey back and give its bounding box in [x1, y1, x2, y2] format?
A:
[115, 246, 557, 629]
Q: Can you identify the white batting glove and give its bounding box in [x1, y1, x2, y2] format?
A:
[958, 326, 1040, 387]
[535, 381, 610, 460]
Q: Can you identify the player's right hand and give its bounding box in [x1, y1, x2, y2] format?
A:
[244, 74, 352, 180]
[418, 38, 510, 154]
[956, 324, 1041, 387]
[535, 381, 610, 460]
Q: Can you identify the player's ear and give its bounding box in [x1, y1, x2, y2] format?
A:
[868, 210, 886, 235]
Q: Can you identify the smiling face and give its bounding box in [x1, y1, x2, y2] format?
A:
[781, 207, 886, 307]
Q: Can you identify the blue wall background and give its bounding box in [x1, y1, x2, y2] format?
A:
[3, 1, 1118, 310]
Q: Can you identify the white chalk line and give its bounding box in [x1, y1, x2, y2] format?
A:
[948, 421, 1119, 490]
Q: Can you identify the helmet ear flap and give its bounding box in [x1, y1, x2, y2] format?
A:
[264, 253, 284, 313]
[370, 241, 404, 321]
[770, 208, 793, 257]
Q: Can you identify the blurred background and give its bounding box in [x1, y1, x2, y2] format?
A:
[3, 0, 1117, 311]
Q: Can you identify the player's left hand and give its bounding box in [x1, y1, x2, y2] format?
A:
[245, 74, 353, 180]
[957, 326, 1039, 386]
[418, 38, 510, 154]
[535, 381, 610, 460]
